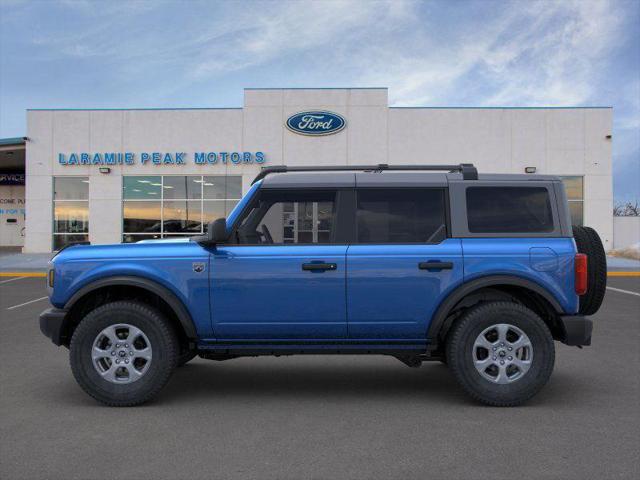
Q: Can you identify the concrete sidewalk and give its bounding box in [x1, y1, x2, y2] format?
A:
[606, 256, 640, 269]
[1, 248, 638, 273]
[0, 250, 52, 273]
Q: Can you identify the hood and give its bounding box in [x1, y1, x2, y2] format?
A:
[51, 237, 202, 264]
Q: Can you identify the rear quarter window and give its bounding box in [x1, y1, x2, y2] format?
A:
[466, 186, 554, 233]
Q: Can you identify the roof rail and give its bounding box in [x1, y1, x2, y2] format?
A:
[252, 163, 478, 184]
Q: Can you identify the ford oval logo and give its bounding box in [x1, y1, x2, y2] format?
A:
[286, 111, 346, 136]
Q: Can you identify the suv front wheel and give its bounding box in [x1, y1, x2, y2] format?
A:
[446, 301, 555, 407]
[70, 301, 178, 406]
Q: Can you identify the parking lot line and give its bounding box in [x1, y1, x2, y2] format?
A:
[6, 296, 49, 310]
[607, 271, 640, 277]
[606, 286, 640, 297]
[0, 272, 47, 277]
[0, 277, 26, 285]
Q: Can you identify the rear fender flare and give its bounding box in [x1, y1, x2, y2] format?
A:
[427, 275, 563, 345]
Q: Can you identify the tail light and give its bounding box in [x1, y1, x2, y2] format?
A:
[575, 253, 588, 295]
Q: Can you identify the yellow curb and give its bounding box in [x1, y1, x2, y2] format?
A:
[0, 272, 47, 277]
[608, 271, 640, 277]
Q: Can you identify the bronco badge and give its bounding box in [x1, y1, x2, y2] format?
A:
[192, 262, 206, 273]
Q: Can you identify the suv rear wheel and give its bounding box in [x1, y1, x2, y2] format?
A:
[446, 301, 554, 406]
[70, 301, 178, 406]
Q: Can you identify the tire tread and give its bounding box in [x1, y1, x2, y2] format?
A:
[446, 301, 555, 407]
[70, 301, 177, 407]
[572, 225, 607, 315]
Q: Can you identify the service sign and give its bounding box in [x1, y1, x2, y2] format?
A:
[0, 173, 25, 185]
[286, 111, 346, 136]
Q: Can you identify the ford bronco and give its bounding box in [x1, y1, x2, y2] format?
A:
[39, 164, 607, 406]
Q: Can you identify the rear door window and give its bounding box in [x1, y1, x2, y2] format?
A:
[356, 189, 447, 243]
[466, 186, 554, 233]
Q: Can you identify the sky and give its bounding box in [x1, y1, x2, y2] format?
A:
[0, 0, 638, 202]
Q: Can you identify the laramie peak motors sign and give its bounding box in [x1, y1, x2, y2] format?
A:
[57, 151, 266, 166]
[286, 111, 346, 136]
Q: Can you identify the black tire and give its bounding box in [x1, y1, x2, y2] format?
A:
[446, 302, 555, 407]
[177, 349, 197, 367]
[572, 225, 607, 315]
[70, 301, 178, 407]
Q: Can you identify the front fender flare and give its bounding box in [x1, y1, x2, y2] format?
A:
[64, 275, 197, 339]
[426, 275, 563, 345]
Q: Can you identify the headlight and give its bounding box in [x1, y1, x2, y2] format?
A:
[48, 269, 55, 288]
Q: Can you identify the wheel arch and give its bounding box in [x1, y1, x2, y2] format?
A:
[427, 275, 563, 348]
[61, 276, 197, 346]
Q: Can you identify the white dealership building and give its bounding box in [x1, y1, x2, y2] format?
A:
[0, 88, 613, 252]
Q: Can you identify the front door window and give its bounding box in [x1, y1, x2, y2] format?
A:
[235, 190, 336, 245]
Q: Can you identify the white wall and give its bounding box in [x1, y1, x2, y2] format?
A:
[613, 216, 640, 250]
[25, 89, 613, 252]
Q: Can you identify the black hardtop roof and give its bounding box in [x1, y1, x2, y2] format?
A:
[257, 164, 561, 189]
[253, 163, 478, 184]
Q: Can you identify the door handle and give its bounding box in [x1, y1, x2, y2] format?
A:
[302, 263, 337, 271]
[418, 261, 453, 271]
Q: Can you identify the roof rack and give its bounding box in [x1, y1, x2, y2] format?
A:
[252, 163, 478, 184]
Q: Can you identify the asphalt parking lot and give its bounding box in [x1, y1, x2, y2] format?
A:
[1, 275, 639, 480]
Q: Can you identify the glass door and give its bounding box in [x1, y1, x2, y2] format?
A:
[282, 201, 333, 243]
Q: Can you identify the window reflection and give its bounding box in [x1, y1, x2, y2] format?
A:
[122, 176, 242, 240]
[569, 202, 584, 226]
[163, 200, 202, 233]
[122, 234, 161, 243]
[203, 176, 242, 199]
[559, 176, 584, 225]
[236, 191, 336, 244]
[123, 201, 161, 232]
[54, 234, 88, 250]
[162, 176, 202, 200]
[54, 202, 89, 233]
[561, 176, 583, 200]
[53, 177, 89, 250]
[203, 201, 226, 225]
[54, 177, 89, 200]
[123, 176, 161, 199]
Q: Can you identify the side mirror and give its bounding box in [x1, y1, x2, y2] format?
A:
[193, 218, 228, 246]
[209, 218, 228, 244]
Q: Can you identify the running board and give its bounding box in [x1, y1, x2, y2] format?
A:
[197, 340, 429, 356]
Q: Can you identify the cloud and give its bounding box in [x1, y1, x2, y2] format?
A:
[187, 0, 412, 80]
[15, 0, 626, 108]
[20, 0, 411, 76]
[357, 0, 624, 107]
[2, 0, 637, 199]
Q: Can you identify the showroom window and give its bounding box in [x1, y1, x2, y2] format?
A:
[122, 176, 241, 243]
[559, 176, 584, 226]
[53, 177, 89, 250]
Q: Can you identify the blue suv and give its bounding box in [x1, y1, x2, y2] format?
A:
[39, 164, 606, 406]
